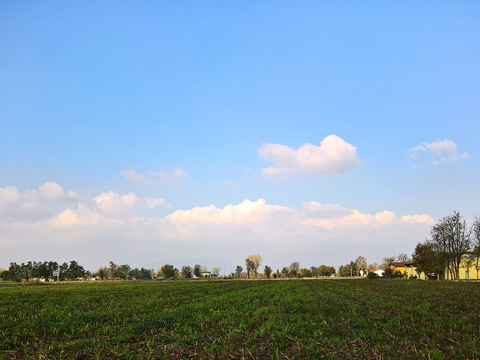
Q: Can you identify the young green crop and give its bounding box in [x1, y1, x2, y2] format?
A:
[0, 279, 479, 359]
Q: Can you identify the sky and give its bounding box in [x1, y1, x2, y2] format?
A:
[1, 1, 479, 273]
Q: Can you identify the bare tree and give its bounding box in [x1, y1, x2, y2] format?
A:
[397, 253, 410, 262]
[431, 211, 471, 280]
[472, 216, 480, 279]
[211, 267, 221, 276]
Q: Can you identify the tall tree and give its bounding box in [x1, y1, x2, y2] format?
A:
[193, 264, 201, 278]
[235, 265, 243, 278]
[472, 216, 480, 280]
[245, 254, 262, 278]
[431, 211, 471, 280]
[245, 256, 255, 278]
[97, 266, 108, 280]
[264, 265, 272, 279]
[354, 256, 367, 276]
[211, 267, 221, 276]
[108, 261, 118, 280]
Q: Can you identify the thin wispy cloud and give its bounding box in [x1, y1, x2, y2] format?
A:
[122, 168, 188, 185]
[122, 170, 154, 185]
[215, 179, 239, 187]
[258, 135, 360, 179]
[408, 139, 469, 166]
[149, 168, 188, 183]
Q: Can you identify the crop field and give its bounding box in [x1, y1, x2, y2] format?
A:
[1, 279, 479, 360]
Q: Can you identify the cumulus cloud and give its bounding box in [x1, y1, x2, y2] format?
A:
[258, 135, 361, 179]
[408, 139, 469, 166]
[0, 183, 434, 273]
[39, 182, 66, 199]
[122, 170, 153, 185]
[149, 168, 188, 182]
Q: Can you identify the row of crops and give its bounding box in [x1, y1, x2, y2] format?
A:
[1, 279, 479, 359]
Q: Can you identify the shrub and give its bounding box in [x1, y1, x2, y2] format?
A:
[367, 272, 379, 279]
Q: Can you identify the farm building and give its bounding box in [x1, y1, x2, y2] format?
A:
[390, 259, 480, 280]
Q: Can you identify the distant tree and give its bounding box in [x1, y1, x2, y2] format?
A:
[317, 265, 331, 277]
[276, 269, 280, 278]
[97, 266, 108, 280]
[160, 264, 176, 278]
[397, 253, 411, 262]
[66, 260, 85, 280]
[264, 265, 272, 279]
[200, 265, 208, 273]
[354, 256, 367, 276]
[380, 257, 394, 270]
[472, 216, 480, 279]
[211, 267, 221, 276]
[117, 264, 132, 280]
[246, 254, 262, 278]
[181, 265, 193, 278]
[329, 266, 336, 276]
[193, 264, 201, 278]
[136, 268, 154, 279]
[245, 257, 255, 279]
[59, 262, 69, 281]
[299, 268, 312, 278]
[108, 261, 118, 280]
[7, 263, 21, 282]
[235, 265, 243, 278]
[289, 262, 300, 277]
[281, 267, 289, 278]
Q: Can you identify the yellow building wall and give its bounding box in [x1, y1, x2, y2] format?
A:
[403, 266, 426, 280]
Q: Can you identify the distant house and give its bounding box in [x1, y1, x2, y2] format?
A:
[200, 271, 212, 278]
[370, 269, 385, 277]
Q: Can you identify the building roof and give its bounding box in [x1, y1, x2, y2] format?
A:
[390, 261, 416, 267]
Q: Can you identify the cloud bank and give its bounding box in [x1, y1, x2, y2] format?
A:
[409, 139, 469, 166]
[0, 183, 433, 272]
[258, 135, 360, 179]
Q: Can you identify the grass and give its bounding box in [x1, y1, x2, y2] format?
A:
[1, 279, 479, 359]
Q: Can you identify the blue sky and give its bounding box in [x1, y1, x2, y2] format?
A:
[1, 1, 479, 272]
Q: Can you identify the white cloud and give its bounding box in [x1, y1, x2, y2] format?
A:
[0, 183, 434, 273]
[122, 170, 153, 185]
[258, 135, 360, 179]
[39, 182, 66, 199]
[149, 168, 188, 182]
[408, 139, 469, 166]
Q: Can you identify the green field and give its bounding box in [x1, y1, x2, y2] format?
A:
[1, 279, 479, 359]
